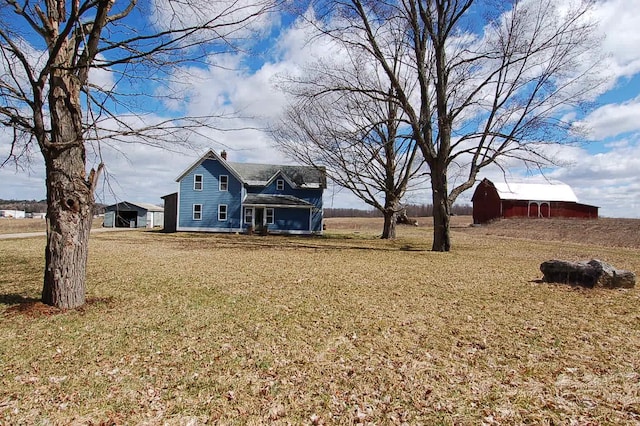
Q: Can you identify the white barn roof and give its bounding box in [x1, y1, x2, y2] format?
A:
[492, 180, 579, 202]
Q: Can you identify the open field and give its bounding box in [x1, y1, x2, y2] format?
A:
[1, 219, 639, 424]
[0, 217, 104, 234]
[326, 216, 640, 249]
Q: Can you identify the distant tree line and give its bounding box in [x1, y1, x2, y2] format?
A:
[0, 200, 106, 216]
[325, 204, 473, 218]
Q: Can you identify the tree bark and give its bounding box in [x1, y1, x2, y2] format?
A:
[381, 210, 397, 239]
[431, 163, 451, 252]
[41, 69, 94, 309]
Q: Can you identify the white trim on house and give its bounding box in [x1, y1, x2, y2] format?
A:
[175, 149, 244, 184]
[266, 208, 274, 224]
[219, 175, 229, 191]
[264, 171, 297, 190]
[244, 207, 254, 225]
[265, 229, 318, 235]
[193, 204, 202, 220]
[218, 204, 228, 221]
[176, 225, 318, 235]
[194, 174, 203, 191]
[177, 226, 245, 233]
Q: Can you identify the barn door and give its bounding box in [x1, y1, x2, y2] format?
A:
[540, 203, 550, 218]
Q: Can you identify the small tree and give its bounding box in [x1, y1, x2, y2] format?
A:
[299, 0, 603, 251]
[0, 0, 277, 308]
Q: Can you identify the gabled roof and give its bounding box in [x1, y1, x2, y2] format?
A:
[489, 178, 579, 202]
[176, 150, 326, 189]
[107, 201, 164, 212]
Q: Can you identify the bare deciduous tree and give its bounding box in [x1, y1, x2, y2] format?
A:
[273, 48, 425, 239]
[0, 0, 277, 308]
[298, 0, 603, 251]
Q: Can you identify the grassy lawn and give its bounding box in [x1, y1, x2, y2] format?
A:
[1, 222, 639, 424]
[0, 218, 104, 234]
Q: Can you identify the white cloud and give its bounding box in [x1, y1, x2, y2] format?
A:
[576, 96, 640, 140]
[4, 1, 640, 219]
[591, 0, 640, 79]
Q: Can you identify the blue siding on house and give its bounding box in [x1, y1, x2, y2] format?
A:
[176, 152, 324, 234]
[247, 173, 323, 233]
[178, 159, 243, 231]
[272, 208, 311, 232]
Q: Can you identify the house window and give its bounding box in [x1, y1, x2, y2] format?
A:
[219, 175, 228, 191]
[193, 204, 202, 220]
[218, 204, 228, 221]
[276, 179, 284, 191]
[266, 208, 274, 224]
[244, 207, 253, 225]
[194, 174, 203, 191]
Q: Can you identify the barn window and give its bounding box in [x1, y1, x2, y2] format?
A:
[266, 208, 274, 224]
[276, 179, 284, 191]
[218, 204, 228, 221]
[194, 174, 203, 191]
[193, 204, 202, 220]
[219, 175, 229, 191]
[244, 207, 253, 224]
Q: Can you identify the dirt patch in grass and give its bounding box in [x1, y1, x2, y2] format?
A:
[0, 224, 638, 424]
[3, 297, 115, 318]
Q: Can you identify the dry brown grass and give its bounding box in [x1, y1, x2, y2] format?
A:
[0, 217, 104, 234]
[1, 221, 639, 424]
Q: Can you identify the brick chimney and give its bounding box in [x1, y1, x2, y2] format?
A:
[220, 150, 227, 160]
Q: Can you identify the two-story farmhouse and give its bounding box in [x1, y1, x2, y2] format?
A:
[169, 150, 326, 234]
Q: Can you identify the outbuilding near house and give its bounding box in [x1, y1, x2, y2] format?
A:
[471, 178, 598, 224]
[103, 202, 164, 228]
[0, 209, 26, 218]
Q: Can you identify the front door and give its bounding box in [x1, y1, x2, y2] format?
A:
[255, 208, 265, 229]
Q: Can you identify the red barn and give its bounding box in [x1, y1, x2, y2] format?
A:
[471, 178, 598, 224]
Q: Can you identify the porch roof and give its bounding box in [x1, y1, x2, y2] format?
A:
[243, 194, 313, 208]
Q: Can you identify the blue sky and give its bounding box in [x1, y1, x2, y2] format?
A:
[1, 0, 640, 218]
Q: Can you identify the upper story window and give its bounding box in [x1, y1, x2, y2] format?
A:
[276, 179, 284, 191]
[218, 204, 228, 221]
[193, 204, 202, 220]
[194, 174, 203, 191]
[219, 175, 229, 191]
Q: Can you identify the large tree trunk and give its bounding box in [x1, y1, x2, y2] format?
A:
[431, 163, 451, 252]
[41, 70, 93, 309]
[381, 210, 397, 239]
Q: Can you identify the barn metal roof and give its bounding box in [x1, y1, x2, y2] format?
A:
[492, 180, 579, 202]
[105, 202, 164, 212]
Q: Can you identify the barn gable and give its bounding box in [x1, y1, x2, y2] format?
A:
[472, 178, 598, 224]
